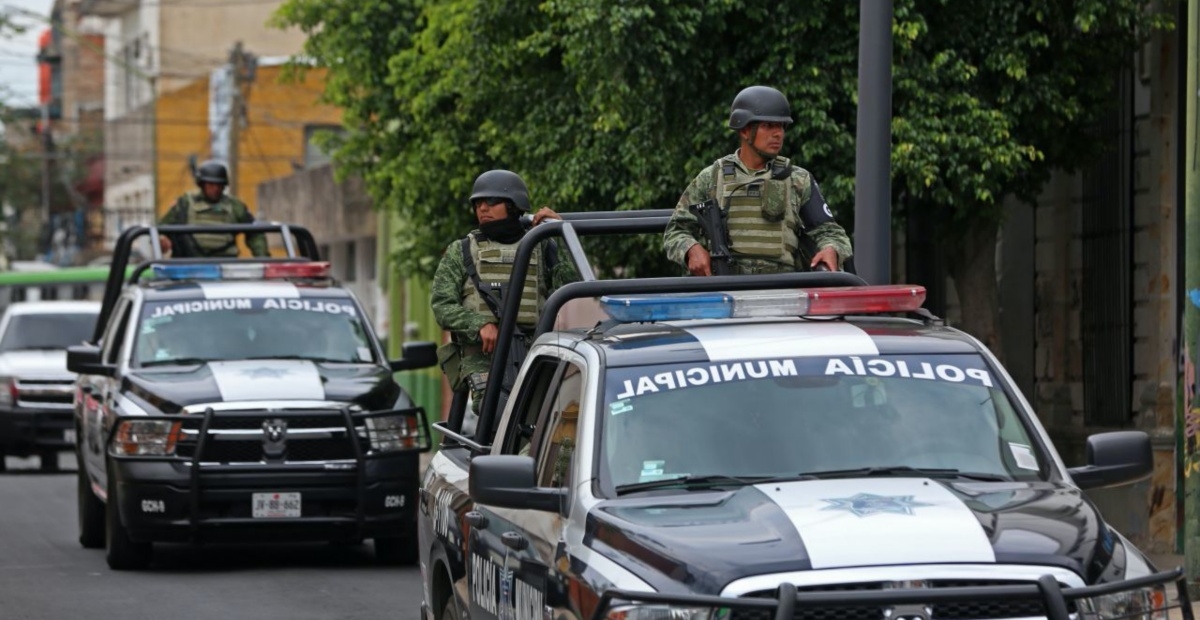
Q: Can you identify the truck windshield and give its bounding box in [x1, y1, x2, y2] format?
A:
[601, 354, 1046, 489]
[133, 297, 377, 367]
[0, 313, 97, 351]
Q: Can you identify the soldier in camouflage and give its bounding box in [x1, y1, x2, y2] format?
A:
[663, 86, 853, 275]
[431, 170, 579, 415]
[158, 160, 269, 258]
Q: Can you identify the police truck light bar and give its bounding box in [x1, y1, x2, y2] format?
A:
[599, 285, 927, 322]
[151, 262, 331, 281]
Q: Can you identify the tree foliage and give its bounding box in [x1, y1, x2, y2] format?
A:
[274, 0, 1168, 331]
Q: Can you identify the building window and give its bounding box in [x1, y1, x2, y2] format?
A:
[364, 237, 377, 281]
[345, 240, 357, 283]
[303, 124, 346, 169]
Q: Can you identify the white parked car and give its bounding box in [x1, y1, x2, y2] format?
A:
[0, 301, 100, 471]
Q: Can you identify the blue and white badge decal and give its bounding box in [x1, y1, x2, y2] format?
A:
[821, 493, 932, 517]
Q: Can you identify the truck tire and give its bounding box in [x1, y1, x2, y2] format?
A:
[105, 465, 152, 570]
[374, 535, 418, 565]
[77, 458, 105, 549]
[40, 449, 59, 472]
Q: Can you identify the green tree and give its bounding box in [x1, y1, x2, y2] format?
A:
[274, 0, 1168, 352]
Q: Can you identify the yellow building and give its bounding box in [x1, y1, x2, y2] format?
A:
[154, 63, 342, 220]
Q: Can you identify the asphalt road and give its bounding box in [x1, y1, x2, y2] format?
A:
[0, 454, 423, 620]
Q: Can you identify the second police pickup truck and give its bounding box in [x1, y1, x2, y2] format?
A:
[418, 212, 1192, 620]
[70, 223, 437, 570]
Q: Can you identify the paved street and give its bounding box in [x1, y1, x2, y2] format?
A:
[0, 455, 423, 620]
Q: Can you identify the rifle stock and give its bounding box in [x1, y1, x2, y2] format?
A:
[688, 199, 733, 276]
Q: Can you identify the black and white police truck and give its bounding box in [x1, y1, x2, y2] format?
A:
[418, 212, 1191, 620]
[70, 223, 437, 570]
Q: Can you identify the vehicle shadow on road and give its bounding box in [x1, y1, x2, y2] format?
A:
[144, 542, 410, 573]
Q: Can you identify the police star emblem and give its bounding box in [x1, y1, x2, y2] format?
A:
[242, 366, 289, 379]
[821, 493, 932, 517]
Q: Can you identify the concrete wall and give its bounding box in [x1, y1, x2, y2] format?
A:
[256, 165, 380, 326]
[1027, 25, 1181, 553]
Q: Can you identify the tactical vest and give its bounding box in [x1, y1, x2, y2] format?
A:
[712, 157, 800, 268]
[461, 234, 541, 327]
[183, 193, 239, 256]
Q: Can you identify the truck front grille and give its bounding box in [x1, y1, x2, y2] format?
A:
[14, 378, 75, 409]
[731, 580, 1074, 620]
[174, 410, 367, 464]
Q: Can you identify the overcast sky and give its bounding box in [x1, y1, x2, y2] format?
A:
[1, 0, 57, 110]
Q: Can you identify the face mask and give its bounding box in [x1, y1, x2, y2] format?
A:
[479, 216, 526, 244]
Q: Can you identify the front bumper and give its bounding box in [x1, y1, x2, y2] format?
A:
[0, 408, 74, 454]
[591, 570, 1194, 620]
[110, 456, 421, 543]
[107, 405, 430, 544]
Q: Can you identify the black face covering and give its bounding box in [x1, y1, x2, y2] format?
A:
[479, 216, 526, 244]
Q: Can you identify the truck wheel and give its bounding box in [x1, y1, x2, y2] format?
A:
[40, 450, 59, 472]
[105, 468, 151, 570]
[441, 592, 460, 620]
[373, 535, 418, 565]
[0, 450, 7, 473]
[77, 463, 105, 549]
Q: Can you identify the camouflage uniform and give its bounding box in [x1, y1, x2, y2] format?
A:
[159, 191, 269, 257]
[663, 152, 853, 274]
[431, 231, 579, 414]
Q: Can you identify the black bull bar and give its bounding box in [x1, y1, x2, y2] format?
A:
[106, 406, 430, 533]
[590, 569, 1194, 620]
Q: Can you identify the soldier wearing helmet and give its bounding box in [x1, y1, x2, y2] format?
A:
[158, 160, 269, 257]
[663, 86, 853, 275]
[430, 170, 579, 415]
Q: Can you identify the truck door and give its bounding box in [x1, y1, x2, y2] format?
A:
[467, 354, 565, 620]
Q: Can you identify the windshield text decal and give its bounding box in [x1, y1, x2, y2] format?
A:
[147, 298, 356, 318]
[615, 359, 798, 398]
[824, 356, 993, 387]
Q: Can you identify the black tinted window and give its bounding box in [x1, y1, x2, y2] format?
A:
[0, 313, 97, 351]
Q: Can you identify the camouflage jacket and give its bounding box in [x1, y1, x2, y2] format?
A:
[431, 232, 580, 345]
[159, 192, 269, 257]
[663, 152, 853, 273]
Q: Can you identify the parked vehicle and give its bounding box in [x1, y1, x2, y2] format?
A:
[0, 300, 100, 471]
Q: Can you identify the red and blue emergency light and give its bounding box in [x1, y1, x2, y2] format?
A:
[150, 262, 331, 281]
[599, 285, 927, 322]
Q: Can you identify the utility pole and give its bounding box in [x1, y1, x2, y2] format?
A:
[40, 103, 52, 234]
[228, 41, 244, 197]
[853, 0, 894, 285]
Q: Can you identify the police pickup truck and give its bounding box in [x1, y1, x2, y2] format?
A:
[418, 213, 1192, 620]
[70, 223, 437, 570]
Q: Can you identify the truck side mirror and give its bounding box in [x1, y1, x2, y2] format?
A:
[1066, 430, 1153, 490]
[389, 341, 438, 372]
[67, 343, 115, 377]
[469, 455, 566, 513]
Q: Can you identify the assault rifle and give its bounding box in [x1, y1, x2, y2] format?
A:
[688, 198, 733, 276]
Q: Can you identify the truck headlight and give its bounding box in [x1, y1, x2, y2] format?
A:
[111, 420, 183, 456]
[1077, 584, 1167, 620]
[607, 606, 729, 620]
[363, 413, 425, 453]
[0, 376, 15, 408]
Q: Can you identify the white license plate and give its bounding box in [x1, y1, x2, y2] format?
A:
[252, 492, 301, 518]
[63, 429, 76, 444]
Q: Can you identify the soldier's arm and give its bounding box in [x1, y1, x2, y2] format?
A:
[233, 201, 270, 257]
[431, 241, 492, 343]
[662, 172, 713, 268]
[794, 174, 853, 264]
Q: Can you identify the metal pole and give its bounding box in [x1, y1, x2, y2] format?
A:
[228, 41, 243, 197]
[40, 102, 52, 244]
[853, 0, 894, 285]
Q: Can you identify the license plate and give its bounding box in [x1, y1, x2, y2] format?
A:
[252, 492, 301, 518]
[63, 429, 76, 444]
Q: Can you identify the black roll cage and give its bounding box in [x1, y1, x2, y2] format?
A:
[432, 209, 869, 449]
[94, 223, 322, 343]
